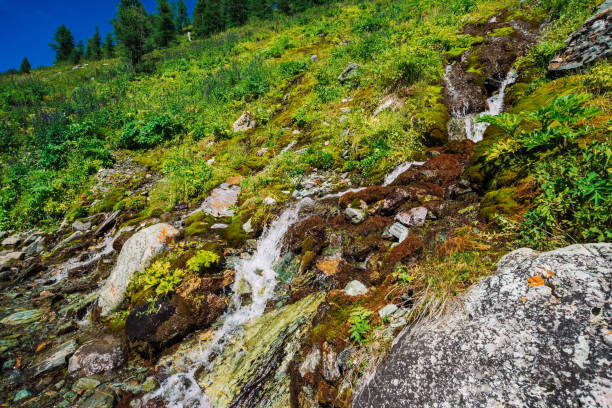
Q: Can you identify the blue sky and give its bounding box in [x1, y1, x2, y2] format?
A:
[0, 0, 197, 72]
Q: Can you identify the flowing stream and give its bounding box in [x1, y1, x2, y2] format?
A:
[383, 161, 425, 186]
[446, 68, 517, 142]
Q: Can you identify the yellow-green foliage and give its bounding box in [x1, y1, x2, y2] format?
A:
[186, 250, 220, 273]
[133, 260, 185, 298]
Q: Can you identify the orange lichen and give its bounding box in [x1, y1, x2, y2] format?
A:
[527, 275, 545, 286]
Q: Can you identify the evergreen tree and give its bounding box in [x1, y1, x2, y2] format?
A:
[112, 0, 152, 67]
[223, 0, 247, 28]
[175, 0, 189, 32]
[86, 27, 103, 60]
[154, 0, 176, 47]
[103, 33, 115, 58]
[19, 58, 31, 74]
[193, 0, 223, 37]
[49, 24, 75, 63]
[70, 40, 84, 65]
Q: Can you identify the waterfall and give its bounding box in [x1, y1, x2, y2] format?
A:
[446, 69, 517, 143]
[383, 161, 425, 186]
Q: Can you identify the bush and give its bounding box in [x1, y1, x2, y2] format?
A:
[303, 147, 334, 170]
[279, 60, 309, 78]
[118, 114, 183, 149]
[348, 306, 373, 344]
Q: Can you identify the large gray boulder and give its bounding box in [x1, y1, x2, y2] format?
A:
[97, 224, 179, 317]
[68, 335, 126, 378]
[354, 243, 612, 408]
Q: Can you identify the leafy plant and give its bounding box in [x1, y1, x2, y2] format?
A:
[186, 250, 220, 273]
[140, 260, 185, 297]
[118, 114, 183, 149]
[348, 306, 373, 344]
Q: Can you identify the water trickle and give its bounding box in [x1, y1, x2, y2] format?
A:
[383, 161, 425, 186]
[446, 68, 516, 143]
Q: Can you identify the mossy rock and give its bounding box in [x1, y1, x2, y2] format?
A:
[490, 27, 515, 37]
[480, 187, 519, 221]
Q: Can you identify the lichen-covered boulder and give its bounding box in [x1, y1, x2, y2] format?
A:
[68, 335, 126, 378]
[97, 223, 179, 317]
[354, 243, 612, 408]
[233, 111, 256, 132]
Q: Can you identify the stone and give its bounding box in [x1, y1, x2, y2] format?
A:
[395, 206, 428, 228]
[80, 389, 114, 408]
[373, 94, 404, 116]
[142, 376, 158, 393]
[1, 233, 23, 248]
[263, 197, 277, 205]
[354, 243, 612, 408]
[198, 183, 241, 218]
[243, 218, 254, 234]
[72, 377, 101, 393]
[0, 231, 7, 240]
[72, 220, 92, 232]
[345, 208, 366, 224]
[95, 210, 120, 238]
[97, 223, 179, 316]
[256, 147, 269, 156]
[321, 342, 341, 382]
[384, 222, 409, 242]
[13, 389, 31, 402]
[549, 6, 612, 74]
[344, 280, 368, 296]
[233, 111, 256, 132]
[338, 62, 359, 83]
[24, 236, 44, 257]
[68, 336, 126, 378]
[1, 308, 45, 325]
[299, 347, 321, 377]
[378, 304, 398, 319]
[211, 223, 229, 230]
[29, 340, 77, 377]
[316, 257, 341, 276]
[57, 231, 84, 248]
[0, 251, 24, 269]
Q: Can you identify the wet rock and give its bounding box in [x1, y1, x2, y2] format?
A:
[68, 335, 126, 378]
[344, 280, 368, 296]
[243, 218, 254, 234]
[345, 208, 366, 224]
[382, 222, 409, 242]
[97, 223, 179, 316]
[299, 347, 321, 377]
[233, 111, 256, 132]
[1, 308, 45, 325]
[443, 63, 486, 116]
[321, 342, 341, 382]
[197, 183, 240, 218]
[338, 62, 359, 83]
[354, 243, 612, 408]
[395, 207, 428, 228]
[2, 233, 23, 248]
[125, 301, 177, 343]
[95, 210, 120, 238]
[549, 6, 612, 74]
[72, 377, 101, 393]
[80, 389, 115, 408]
[378, 304, 398, 318]
[72, 220, 92, 232]
[29, 339, 77, 377]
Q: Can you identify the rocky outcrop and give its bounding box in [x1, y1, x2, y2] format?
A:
[97, 223, 179, 317]
[354, 243, 612, 408]
[338, 62, 359, 83]
[549, 3, 612, 74]
[68, 335, 126, 378]
[233, 111, 257, 132]
[195, 183, 241, 218]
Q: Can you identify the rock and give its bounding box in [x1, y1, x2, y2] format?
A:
[299, 347, 321, 377]
[23, 236, 44, 257]
[256, 147, 269, 156]
[13, 389, 31, 402]
[383, 222, 409, 242]
[380, 188, 409, 213]
[337, 347, 354, 375]
[243, 218, 254, 234]
[68, 336, 126, 378]
[373, 94, 404, 116]
[354, 243, 612, 408]
[0, 251, 24, 269]
[142, 376, 158, 393]
[263, 197, 277, 205]
[198, 183, 241, 218]
[226, 175, 243, 185]
[0, 231, 7, 240]
[321, 342, 341, 382]
[378, 304, 398, 319]
[316, 256, 341, 276]
[345, 208, 366, 224]
[211, 223, 229, 230]
[57, 231, 84, 248]
[311, 54, 318, 63]
[344, 280, 368, 296]
[233, 111, 256, 132]
[1, 308, 45, 325]
[395, 206, 427, 228]
[29, 340, 77, 377]
[548, 6, 612, 74]
[443, 63, 487, 116]
[72, 377, 101, 393]
[338, 62, 359, 83]
[95, 210, 120, 238]
[97, 223, 179, 316]
[80, 389, 114, 408]
[1, 233, 23, 248]
[72, 220, 92, 232]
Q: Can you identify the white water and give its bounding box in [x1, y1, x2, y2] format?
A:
[445, 67, 516, 143]
[383, 161, 425, 186]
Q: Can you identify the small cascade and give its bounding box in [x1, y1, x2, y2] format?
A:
[383, 161, 425, 186]
[446, 68, 517, 143]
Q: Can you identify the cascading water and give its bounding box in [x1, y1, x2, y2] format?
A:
[146, 185, 367, 407]
[445, 68, 517, 143]
[383, 161, 425, 186]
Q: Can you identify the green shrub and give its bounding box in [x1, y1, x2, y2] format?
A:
[162, 154, 214, 203]
[118, 114, 183, 149]
[186, 250, 220, 273]
[303, 147, 334, 170]
[279, 60, 309, 78]
[348, 306, 373, 344]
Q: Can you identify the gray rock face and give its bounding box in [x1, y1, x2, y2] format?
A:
[354, 243, 612, 408]
[68, 335, 126, 378]
[97, 223, 179, 316]
[395, 206, 427, 228]
[1, 233, 23, 248]
[198, 183, 241, 218]
[321, 342, 341, 382]
[345, 207, 366, 224]
[29, 339, 77, 377]
[383, 222, 409, 242]
[344, 280, 368, 296]
[338, 62, 359, 83]
[233, 111, 256, 132]
[549, 6, 611, 74]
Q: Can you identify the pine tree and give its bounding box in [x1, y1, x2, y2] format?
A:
[49, 24, 75, 63]
[154, 0, 176, 47]
[103, 33, 115, 58]
[223, 0, 247, 28]
[175, 0, 189, 32]
[19, 58, 31, 74]
[112, 0, 152, 67]
[193, 0, 223, 37]
[86, 27, 103, 60]
[70, 40, 84, 65]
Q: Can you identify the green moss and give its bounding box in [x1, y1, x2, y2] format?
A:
[480, 187, 519, 220]
[490, 26, 515, 37]
[220, 215, 247, 246]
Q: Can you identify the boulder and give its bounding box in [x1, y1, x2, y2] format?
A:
[233, 111, 256, 132]
[198, 183, 241, 218]
[321, 342, 341, 382]
[338, 62, 359, 83]
[299, 347, 321, 377]
[382, 222, 409, 242]
[95, 210, 120, 238]
[1, 233, 23, 248]
[29, 339, 77, 377]
[23, 236, 44, 258]
[72, 220, 92, 232]
[344, 280, 368, 296]
[354, 243, 612, 408]
[97, 223, 179, 316]
[378, 304, 398, 319]
[395, 206, 428, 228]
[345, 208, 366, 224]
[68, 335, 126, 378]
